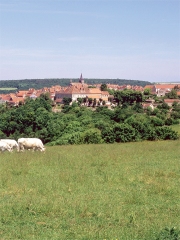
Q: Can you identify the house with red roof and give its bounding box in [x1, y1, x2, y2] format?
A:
[164, 99, 180, 107]
[144, 84, 180, 97]
[55, 74, 110, 104]
[0, 93, 25, 106]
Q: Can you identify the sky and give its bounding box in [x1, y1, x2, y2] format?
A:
[0, 0, 180, 83]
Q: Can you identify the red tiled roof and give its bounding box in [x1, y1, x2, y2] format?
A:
[164, 99, 180, 103]
[88, 88, 102, 94]
[16, 91, 28, 97]
[142, 103, 154, 108]
[70, 82, 89, 89]
[144, 85, 154, 89]
[154, 84, 177, 89]
[101, 91, 109, 95]
[55, 98, 63, 103]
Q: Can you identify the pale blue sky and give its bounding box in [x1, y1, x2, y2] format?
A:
[0, 0, 180, 82]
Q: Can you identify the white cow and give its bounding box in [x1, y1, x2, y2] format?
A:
[18, 138, 45, 152]
[0, 141, 13, 152]
[0, 139, 19, 151]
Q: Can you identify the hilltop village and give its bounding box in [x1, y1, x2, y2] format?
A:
[0, 74, 180, 146]
[0, 74, 180, 108]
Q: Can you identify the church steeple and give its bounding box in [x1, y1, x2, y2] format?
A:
[79, 73, 84, 84]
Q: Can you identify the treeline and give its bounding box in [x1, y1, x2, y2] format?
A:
[0, 78, 151, 94]
[0, 92, 179, 145]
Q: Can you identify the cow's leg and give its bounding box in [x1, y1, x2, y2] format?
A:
[20, 145, 25, 152]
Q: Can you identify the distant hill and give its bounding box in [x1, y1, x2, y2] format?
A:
[0, 78, 152, 94]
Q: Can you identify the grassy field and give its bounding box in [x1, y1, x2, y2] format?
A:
[171, 124, 180, 134]
[0, 88, 17, 90]
[0, 138, 180, 239]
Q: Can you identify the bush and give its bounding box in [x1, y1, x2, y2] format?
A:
[65, 132, 84, 145]
[113, 123, 136, 142]
[154, 127, 179, 140]
[156, 227, 180, 240]
[147, 128, 157, 141]
[101, 127, 115, 143]
[112, 107, 134, 123]
[151, 108, 160, 116]
[51, 132, 84, 145]
[125, 115, 152, 140]
[82, 128, 103, 144]
[132, 103, 143, 113]
[165, 118, 173, 126]
[0, 130, 6, 138]
[129, 121, 151, 140]
[51, 138, 69, 145]
[157, 102, 170, 110]
[171, 111, 180, 120]
[151, 117, 164, 127]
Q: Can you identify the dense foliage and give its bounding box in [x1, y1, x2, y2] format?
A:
[0, 91, 179, 145]
[156, 227, 180, 240]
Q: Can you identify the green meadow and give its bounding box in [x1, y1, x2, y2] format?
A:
[0, 88, 17, 90]
[171, 124, 180, 134]
[0, 138, 180, 239]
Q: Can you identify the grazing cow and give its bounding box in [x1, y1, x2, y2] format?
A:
[0, 141, 13, 152]
[18, 138, 45, 152]
[0, 139, 19, 151]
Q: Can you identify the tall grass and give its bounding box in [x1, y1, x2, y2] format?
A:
[0, 139, 180, 239]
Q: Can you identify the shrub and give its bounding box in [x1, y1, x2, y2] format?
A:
[0, 130, 6, 138]
[94, 120, 111, 131]
[151, 117, 164, 127]
[156, 227, 180, 240]
[101, 127, 115, 143]
[151, 108, 160, 116]
[129, 121, 151, 140]
[157, 102, 170, 110]
[51, 132, 84, 145]
[125, 115, 153, 140]
[66, 132, 84, 145]
[82, 128, 103, 144]
[113, 123, 136, 142]
[147, 128, 157, 141]
[154, 127, 179, 140]
[132, 103, 144, 113]
[171, 111, 180, 120]
[165, 118, 173, 126]
[52, 138, 69, 145]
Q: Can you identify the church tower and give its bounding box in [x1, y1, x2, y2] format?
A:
[79, 73, 84, 84]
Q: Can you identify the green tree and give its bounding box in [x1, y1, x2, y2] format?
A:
[112, 107, 134, 123]
[113, 123, 136, 142]
[144, 88, 151, 95]
[101, 127, 115, 143]
[36, 93, 52, 111]
[100, 83, 108, 91]
[150, 117, 164, 127]
[165, 89, 178, 99]
[77, 98, 83, 106]
[93, 98, 97, 108]
[88, 98, 93, 106]
[82, 128, 102, 144]
[157, 102, 170, 110]
[114, 90, 143, 106]
[63, 97, 72, 105]
[132, 103, 143, 113]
